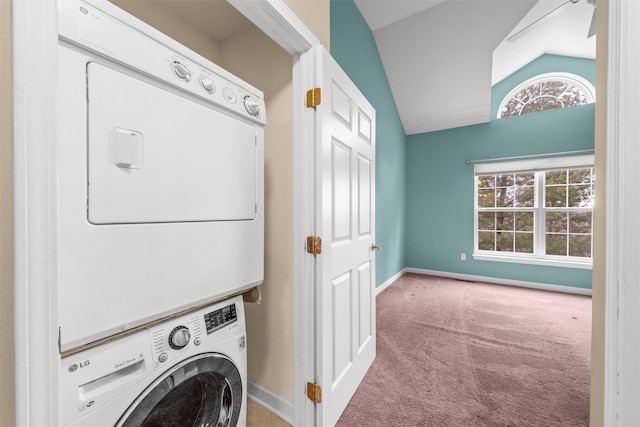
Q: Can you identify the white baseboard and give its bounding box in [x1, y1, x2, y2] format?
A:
[404, 267, 592, 296]
[247, 380, 294, 424]
[375, 268, 407, 295]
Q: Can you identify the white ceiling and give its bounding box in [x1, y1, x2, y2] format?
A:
[353, 0, 597, 134]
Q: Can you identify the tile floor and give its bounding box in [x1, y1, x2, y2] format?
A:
[247, 399, 291, 427]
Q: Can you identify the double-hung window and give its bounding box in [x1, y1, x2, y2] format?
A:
[473, 155, 594, 269]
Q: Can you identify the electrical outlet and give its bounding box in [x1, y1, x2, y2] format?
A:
[460, 253, 466, 261]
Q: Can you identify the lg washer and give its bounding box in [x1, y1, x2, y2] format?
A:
[59, 295, 247, 426]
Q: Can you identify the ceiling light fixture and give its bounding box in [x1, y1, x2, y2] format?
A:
[506, 0, 579, 43]
[587, 0, 597, 38]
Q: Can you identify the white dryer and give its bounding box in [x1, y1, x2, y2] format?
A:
[56, 0, 265, 352]
[60, 295, 247, 426]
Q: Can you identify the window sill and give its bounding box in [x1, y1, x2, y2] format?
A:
[472, 253, 593, 270]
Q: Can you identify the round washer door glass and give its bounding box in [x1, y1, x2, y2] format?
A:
[117, 353, 242, 427]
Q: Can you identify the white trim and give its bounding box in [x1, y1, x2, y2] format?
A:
[497, 72, 596, 119]
[292, 47, 319, 427]
[604, 0, 640, 424]
[603, 0, 619, 420]
[12, 0, 60, 425]
[247, 380, 294, 425]
[375, 268, 406, 296]
[405, 268, 593, 296]
[472, 253, 593, 269]
[227, 0, 319, 56]
[222, 3, 320, 427]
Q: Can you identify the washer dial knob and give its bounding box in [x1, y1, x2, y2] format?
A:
[168, 326, 191, 349]
[243, 96, 260, 116]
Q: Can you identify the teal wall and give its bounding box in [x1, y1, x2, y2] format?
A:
[331, 0, 407, 287]
[406, 55, 595, 289]
[329, 4, 595, 290]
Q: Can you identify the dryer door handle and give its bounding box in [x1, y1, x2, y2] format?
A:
[114, 128, 144, 170]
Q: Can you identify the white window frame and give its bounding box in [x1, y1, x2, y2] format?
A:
[473, 155, 594, 269]
[497, 72, 596, 119]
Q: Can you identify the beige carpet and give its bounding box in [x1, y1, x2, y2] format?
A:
[337, 273, 592, 427]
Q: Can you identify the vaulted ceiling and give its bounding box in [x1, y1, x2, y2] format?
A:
[353, 0, 597, 134]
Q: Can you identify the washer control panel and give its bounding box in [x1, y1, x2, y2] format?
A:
[149, 301, 240, 369]
[151, 314, 201, 369]
[168, 325, 191, 349]
[204, 302, 237, 334]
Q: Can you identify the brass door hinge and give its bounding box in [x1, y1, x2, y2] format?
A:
[306, 236, 322, 255]
[306, 88, 321, 108]
[307, 382, 322, 403]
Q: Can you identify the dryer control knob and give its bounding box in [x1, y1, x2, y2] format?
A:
[171, 61, 191, 82]
[201, 77, 215, 93]
[243, 96, 260, 116]
[169, 326, 191, 349]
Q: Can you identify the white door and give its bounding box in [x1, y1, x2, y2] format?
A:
[313, 46, 377, 427]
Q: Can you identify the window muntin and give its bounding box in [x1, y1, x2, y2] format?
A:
[474, 157, 594, 267]
[497, 73, 595, 119]
[476, 172, 536, 255]
[543, 168, 595, 258]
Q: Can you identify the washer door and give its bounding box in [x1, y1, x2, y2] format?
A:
[117, 353, 242, 427]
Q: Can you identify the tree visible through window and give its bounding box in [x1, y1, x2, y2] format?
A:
[498, 73, 595, 119]
[477, 172, 535, 254]
[474, 156, 594, 267]
[544, 168, 594, 257]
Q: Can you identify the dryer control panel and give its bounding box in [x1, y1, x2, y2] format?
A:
[58, 0, 266, 125]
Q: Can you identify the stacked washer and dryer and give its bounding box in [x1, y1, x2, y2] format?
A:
[56, 1, 265, 425]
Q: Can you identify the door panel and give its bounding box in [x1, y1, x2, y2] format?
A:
[357, 155, 372, 236]
[332, 139, 352, 242]
[316, 46, 376, 427]
[357, 262, 373, 350]
[331, 81, 352, 127]
[358, 109, 372, 143]
[332, 271, 353, 385]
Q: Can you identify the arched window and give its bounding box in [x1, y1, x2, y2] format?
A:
[497, 73, 595, 119]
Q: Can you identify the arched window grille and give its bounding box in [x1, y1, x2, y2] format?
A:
[497, 72, 595, 119]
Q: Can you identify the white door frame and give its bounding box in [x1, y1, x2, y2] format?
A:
[12, 0, 632, 425]
[218, 4, 322, 425]
[603, 0, 640, 424]
[12, 1, 60, 424]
